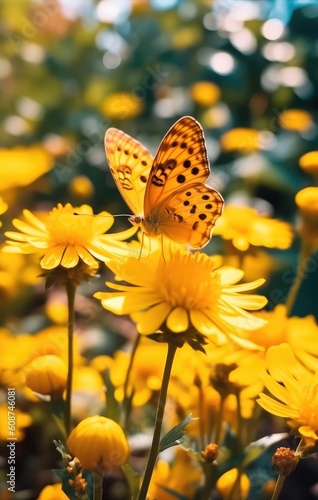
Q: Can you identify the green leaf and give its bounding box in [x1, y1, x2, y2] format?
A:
[122, 463, 140, 500]
[104, 368, 121, 423]
[159, 414, 197, 453]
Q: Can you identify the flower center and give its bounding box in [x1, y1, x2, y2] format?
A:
[46, 205, 94, 246]
[156, 252, 219, 311]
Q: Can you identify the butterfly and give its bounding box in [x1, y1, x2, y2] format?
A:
[104, 116, 224, 249]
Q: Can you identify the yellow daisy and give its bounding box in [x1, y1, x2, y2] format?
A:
[258, 343, 318, 447]
[0, 145, 52, 191]
[4, 203, 136, 269]
[216, 306, 318, 400]
[220, 128, 262, 152]
[278, 109, 313, 132]
[95, 248, 267, 348]
[299, 151, 318, 177]
[213, 205, 293, 251]
[295, 187, 318, 246]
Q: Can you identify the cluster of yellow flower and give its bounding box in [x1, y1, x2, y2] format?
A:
[1, 135, 318, 500]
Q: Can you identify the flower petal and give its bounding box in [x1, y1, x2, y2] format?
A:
[61, 246, 79, 268]
[95, 290, 161, 315]
[166, 307, 189, 332]
[41, 245, 66, 269]
[76, 245, 98, 266]
[132, 303, 172, 334]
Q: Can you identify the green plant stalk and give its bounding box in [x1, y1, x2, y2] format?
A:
[285, 241, 313, 317]
[270, 474, 286, 500]
[138, 342, 178, 500]
[214, 395, 225, 445]
[235, 393, 244, 450]
[65, 282, 76, 436]
[198, 383, 206, 450]
[227, 467, 243, 500]
[93, 472, 103, 500]
[122, 333, 141, 430]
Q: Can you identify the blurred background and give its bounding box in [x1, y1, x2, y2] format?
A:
[1, 0, 318, 498]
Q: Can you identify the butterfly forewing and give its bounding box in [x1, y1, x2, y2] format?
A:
[144, 116, 210, 214]
[105, 128, 153, 215]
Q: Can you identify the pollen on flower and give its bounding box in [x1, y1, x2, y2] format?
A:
[46, 207, 94, 246]
[157, 252, 218, 311]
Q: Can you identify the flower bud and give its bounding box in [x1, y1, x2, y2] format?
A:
[67, 415, 129, 472]
[25, 355, 67, 396]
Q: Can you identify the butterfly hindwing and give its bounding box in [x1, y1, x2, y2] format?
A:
[156, 183, 224, 248]
[105, 128, 153, 215]
[144, 116, 210, 214]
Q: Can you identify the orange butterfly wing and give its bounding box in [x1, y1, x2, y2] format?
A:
[105, 128, 153, 215]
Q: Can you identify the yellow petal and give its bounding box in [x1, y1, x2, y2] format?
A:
[60, 246, 79, 268]
[132, 303, 172, 334]
[41, 245, 66, 269]
[166, 307, 189, 332]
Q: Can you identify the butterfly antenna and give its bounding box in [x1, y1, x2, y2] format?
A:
[73, 212, 131, 218]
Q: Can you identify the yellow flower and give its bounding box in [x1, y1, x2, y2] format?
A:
[218, 306, 318, 401]
[190, 81, 221, 107]
[148, 448, 202, 500]
[258, 343, 318, 446]
[0, 404, 32, 441]
[216, 468, 250, 499]
[295, 187, 318, 245]
[68, 175, 94, 199]
[67, 415, 129, 471]
[0, 145, 52, 191]
[108, 338, 167, 406]
[95, 248, 267, 348]
[4, 203, 135, 269]
[299, 151, 318, 176]
[213, 205, 293, 251]
[37, 483, 68, 500]
[220, 128, 261, 152]
[0, 252, 40, 299]
[24, 355, 67, 396]
[102, 92, 144, 120]
[278, 109, 313, 132]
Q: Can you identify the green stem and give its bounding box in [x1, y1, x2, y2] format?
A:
[214, 396, 225, 445]
[201, 463, 215, 500]
[122, 334, 141, 430]
[93, 472, 103, 500]
[227, 468, 243, 500]
[65, 282, 76, 436]
[270, 474, 286, 500]
[198, 382, 206, 450]
[285, 242, 313, 317]
[235, 393, 243, 450]
[138, 342, 178, 500]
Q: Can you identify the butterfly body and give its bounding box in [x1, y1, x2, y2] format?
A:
[105, 116, 224, 248]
